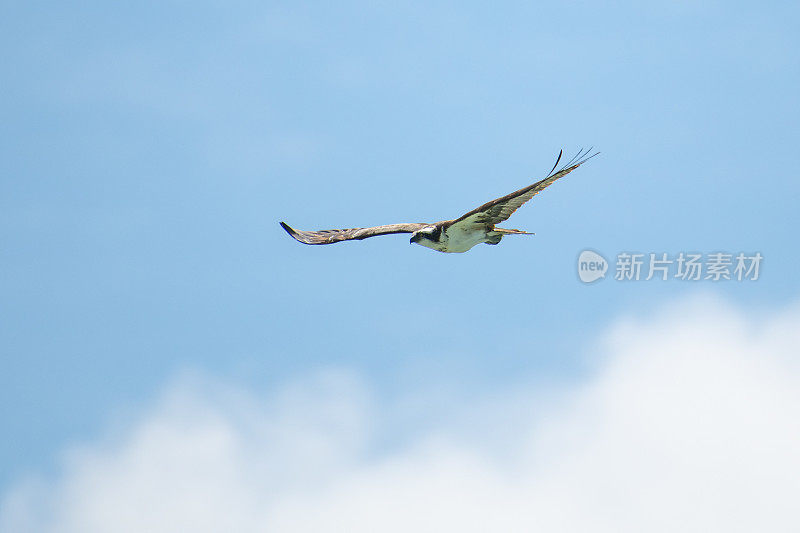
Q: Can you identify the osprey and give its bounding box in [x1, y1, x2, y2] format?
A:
[280, 148, 597, 253]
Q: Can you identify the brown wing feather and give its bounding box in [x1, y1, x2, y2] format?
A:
[447, 149, 598, 228]
[280, 221, 430, 245]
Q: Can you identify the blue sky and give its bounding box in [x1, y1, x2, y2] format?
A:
[1, 0, 799, 517]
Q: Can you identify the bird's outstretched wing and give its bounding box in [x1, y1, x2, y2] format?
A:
[446, 148, 598, 229]
[279, 221, 430, 245]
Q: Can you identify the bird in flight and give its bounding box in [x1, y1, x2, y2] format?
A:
[280, 148, 597, 253]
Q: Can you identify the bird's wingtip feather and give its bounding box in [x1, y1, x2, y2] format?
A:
[279, 221, 300, 240]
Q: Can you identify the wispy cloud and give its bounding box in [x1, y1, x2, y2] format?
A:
[2, 296, 799, 532]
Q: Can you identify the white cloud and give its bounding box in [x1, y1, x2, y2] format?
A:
[2, 295, 800, 533]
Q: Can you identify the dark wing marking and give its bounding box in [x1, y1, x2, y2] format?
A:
[280, 221, 430, 245]
[447, 148, 598, 228]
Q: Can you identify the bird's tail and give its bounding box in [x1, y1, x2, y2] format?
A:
[493, 227, 535, 235]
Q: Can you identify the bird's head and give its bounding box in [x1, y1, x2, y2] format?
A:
[410, 226, 440, 245]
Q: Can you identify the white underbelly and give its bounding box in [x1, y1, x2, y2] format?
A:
[441, 227, 488, 253]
